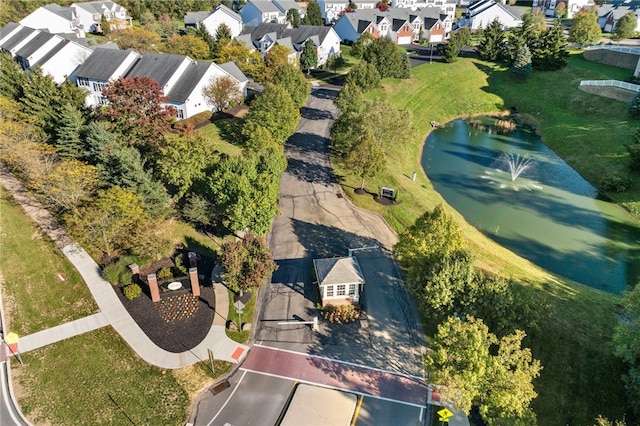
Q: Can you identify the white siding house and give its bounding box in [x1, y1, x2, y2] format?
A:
[20, 4, 85, 37]
[458, 0, 523, 30]
[71, 1, 131, 33]
[201, 4, 244, 39]
[533, 0, 594, 19]
[38, 40, 94, 83]
[239, 1, 286, 26]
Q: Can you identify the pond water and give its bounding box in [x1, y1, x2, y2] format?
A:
[422, 118, 640, 294]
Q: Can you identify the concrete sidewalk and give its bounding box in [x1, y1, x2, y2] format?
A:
[0, 166, 247, 368]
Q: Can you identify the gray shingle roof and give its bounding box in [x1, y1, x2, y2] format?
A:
[33, 38, 70, 66]
[213, 4, 243, 21]
[125, 53, 189, 87]
[241, 23, 333, 48]
[247, 0, 282, 14]
[166, 61, 212, 103]
[313, 257, 365, 287]
[43, 4, 75, 21]
[219, 61, 248, 82]
[74, 1, 115, 14]
[0, 22, 21, 39]
[74, 47, 137, 80]
[185, 10, 212, 26]
[15, 31, 58, 59]
[272, 0, 303, 13]
[0, 26, 38, 52]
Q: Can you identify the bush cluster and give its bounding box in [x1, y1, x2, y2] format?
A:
[123, 283, 142, 300]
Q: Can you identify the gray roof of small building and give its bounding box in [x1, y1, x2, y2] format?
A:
[42, 3, 75, 21]
[33, 38, 70, 66]
[74, 47, 137, 80]
[313, 257, 365, 287]
[219, 61, 248, 82]
[0, 26, 39, 51]
[185, 10, 212, 25]
[246, 0, 282, 14]
[166, 61, 211, 103]
[14, 31, 58, 59]
[125, 53, 189, 87]
[241, 23, 333, 48]
[0, 22, 21, 39]
[74, 1, 117, 14]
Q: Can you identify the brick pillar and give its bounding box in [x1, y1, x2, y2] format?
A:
[128, 263, 139, 283]
[148, 273, 160, 302]
[189, 267, 200, 297]
[188, 251, 197, 268]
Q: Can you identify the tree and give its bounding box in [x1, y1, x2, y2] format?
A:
[456, 27, 472, 49]
[242, 83, 299, 145]
[202, 74, 243, 112]
[477, 19, 505, 62]
[302, 1, 323, 25]
[533, 20, 569, 71]
[613, 11, 637, 42]
[344, 128, 385, 191]
[64, 186, 149, 260]
[30, 159, 97, 212]
[55, 103, 85, 160]
[221, 232, 277, 295]
[111, 27, 162, 52]
[197, 24, 216, 58]
[442, 34, 460, 63]
[569, 11, 602, 47]
[350, 32, 375, 58]
[394, 204, 466, 266]
[216, 40, 266, 82]
[334, 82, 365, 114]
[362, 36, 408, 79]
[286, 8, 301, 28]
[165, 34, 210, 59]
[212, 23, 233, 57]
[326, 54, 347, 73]
[510, 44, 533, 80]
[300, 39, 318, 74]
[271, 63, 311, 109]
[612, 284, 640, 418]
[101, 76, 176, 148]
[424, 316, 541, 423]
[182, 193, 214, 228]
[0, 52, 27, 100]
[630, 93, 640, 118]
[627, 129, 640, 169]
[265, 45, 293, 77]
[345, 60, 381, 92]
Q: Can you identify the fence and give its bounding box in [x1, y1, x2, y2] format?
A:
[579, 79, 640, 93]
[585, 45, 640, 55]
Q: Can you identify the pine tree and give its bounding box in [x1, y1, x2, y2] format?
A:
[0, 52, 27, 100]
[286, 8, 300, 28]
[477, 19, 505, 62]
[510, 45, 533, 81]
[442, 35, 460, 63]
[21, 67, 62, 139]
[197, 24, 216, 58]
[300, 39, 318, 74]
[534, 20, 568, 71]
[56, 104, 85, 160]
[302, 1, 323, 25]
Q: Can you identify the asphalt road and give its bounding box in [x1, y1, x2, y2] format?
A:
[189, 87, 429, 425]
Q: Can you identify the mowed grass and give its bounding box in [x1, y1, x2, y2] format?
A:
[334, 52, 636, 423]
[0, 189, 98, 335]
[0, 188, 226, 425]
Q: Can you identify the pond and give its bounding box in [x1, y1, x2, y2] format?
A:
[422, 118, 640, 294]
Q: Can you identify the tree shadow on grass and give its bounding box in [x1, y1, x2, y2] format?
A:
[213, 118, 244, 145]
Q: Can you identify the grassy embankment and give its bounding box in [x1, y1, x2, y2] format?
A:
[0, 117, 239, 426]
[332, 53, 638, 424]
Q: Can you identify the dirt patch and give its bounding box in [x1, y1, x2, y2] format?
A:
[579, 85, 638, 103]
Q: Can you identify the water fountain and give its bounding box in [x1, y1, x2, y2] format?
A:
[504, 152, 533, 181]
[481, 152, 542, 191]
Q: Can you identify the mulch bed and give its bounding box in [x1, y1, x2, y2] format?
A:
[113, 252, 217, 353]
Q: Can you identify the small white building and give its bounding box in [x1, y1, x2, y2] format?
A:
[458, 0, 523, 30]
[20, 4, 85, 37]
[314, 257, 365, 306]
[200, 4, 244, 39]
[239, 0, 287, 26]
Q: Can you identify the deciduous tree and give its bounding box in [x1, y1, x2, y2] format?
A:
[242, 83, 299, 145]
[111, 26, 162, 52]
[271, 63, 311, 109]
[362, 36, 408, 78]
[568, 10, 602, 46]
[101, 76, 176, 148]
[345, 60, 381, 92]
[221, 232, 277, 295]
[613, 11, 637, 42]
[334, 82, 365, 114]
[165, 33, 210, 59]
[343, 128, 385, 191]
[216, 40, 266, 81]
[265, 44, 293, 77]
[30, 159, 97, 212]
[203, 74, 243, 112]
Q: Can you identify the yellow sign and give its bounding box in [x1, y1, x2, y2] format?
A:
[437, 407, 454, 422]
[5, 332, 19, 344]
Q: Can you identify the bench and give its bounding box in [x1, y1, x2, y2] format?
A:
[210, 379, 231, 395]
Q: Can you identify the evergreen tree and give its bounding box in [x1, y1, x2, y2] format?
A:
[197, 24, 216, 58]
[21, 67, 63, 139]
[442, 34, 460, 63]
[613, 11, 637, 42]
[510, 45, 533, 80]
[56, 104, 85, 160]
[302, 1, 323, 25]
[213, 23, 233, 58]
[0, 52, 27, 100]
[300, 39, 318, 74]
[477, 19, 505, 62]
[534, 20, 568, 71]
[286, 8, 300, 28]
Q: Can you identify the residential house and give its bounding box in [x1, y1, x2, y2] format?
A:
[333, 8, 446, 44]
[71, 1, 131, 33]
[236, 23, 341, 66]
[185, 5, 244, 39]
[313, 257, 365, 306]
[72, 47, 141, 106]
[457, 0, 523, 30]
[239, 1, 287, 26]
[36, 38, 94, 83]
[316, 0, 379, 24]
[19, 4, 85, 37]
[392, 0, 457, 22]
[597, 1, 640, 33]
[0, 25, 42, 56]
[272, 0, 306, 21]
[532, 0, 594, 18]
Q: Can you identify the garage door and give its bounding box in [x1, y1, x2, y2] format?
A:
[397, 36, 412, 45]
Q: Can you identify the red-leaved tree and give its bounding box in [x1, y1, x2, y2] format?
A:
[101, 76, 176, 148]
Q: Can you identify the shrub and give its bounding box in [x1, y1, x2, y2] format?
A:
[512, 113, 541, 135]
[158, 267, 173, 280]
[123, 283, 142, 300]
[601, 173, 631, 193]
[321, 304, 362, 324]
[174, 254, 188, 276]
[494, 119, 516, 134]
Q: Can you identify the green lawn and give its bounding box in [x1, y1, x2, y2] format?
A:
[335, 53, 636, 424]
[0, 188, 228, 425]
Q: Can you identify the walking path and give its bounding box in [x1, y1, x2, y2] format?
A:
[0, 166, 247, 367]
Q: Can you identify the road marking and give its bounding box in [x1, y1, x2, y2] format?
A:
[239, 368, 427, 409]
[253, 343, 426, 382]
[350, 395, 364, 426]
[1, 366, 24, 425]
[206, 370, 247, 426]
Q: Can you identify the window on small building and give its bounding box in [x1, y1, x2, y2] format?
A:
[337, 284, 346, 296]
[326, 285, 334, 297]
[348, 284, 356, 296]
